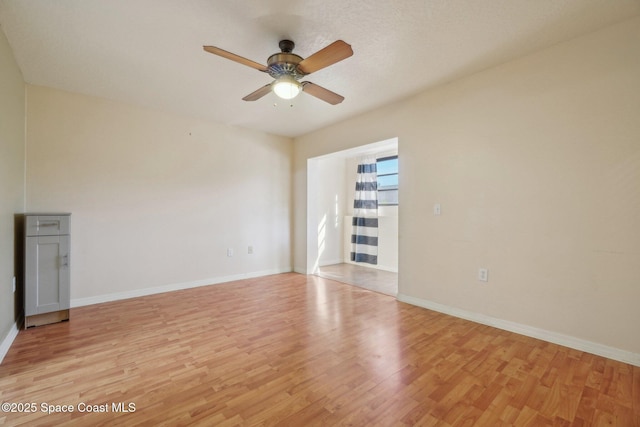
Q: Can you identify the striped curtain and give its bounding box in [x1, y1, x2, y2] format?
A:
[350, 156, 378, 265]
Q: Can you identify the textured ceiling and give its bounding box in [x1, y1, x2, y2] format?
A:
[1, 0, 639, 138]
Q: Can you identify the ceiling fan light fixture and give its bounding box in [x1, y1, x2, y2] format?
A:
[272, 75, 301, 100]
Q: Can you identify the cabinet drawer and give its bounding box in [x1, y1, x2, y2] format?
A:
[25, 215, 70, 236]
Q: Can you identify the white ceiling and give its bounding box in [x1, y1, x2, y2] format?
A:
[1, 1, 639, 138]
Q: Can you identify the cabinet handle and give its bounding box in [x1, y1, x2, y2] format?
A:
[38, 221, 60, 228]
[62, 254, 70, 268]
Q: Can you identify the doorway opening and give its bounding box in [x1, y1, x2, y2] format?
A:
[306, 137, 398, 296]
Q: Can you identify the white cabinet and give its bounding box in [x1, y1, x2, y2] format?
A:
[24, 213, 71, 328]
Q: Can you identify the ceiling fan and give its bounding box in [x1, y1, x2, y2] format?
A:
[203, 39, 353, 105]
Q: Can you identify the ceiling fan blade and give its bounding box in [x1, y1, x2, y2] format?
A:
[301, 82, 344, 105]
[242, 84, 273, 101]
[297, 40, 353, 75]
[203, 46, 268, 72]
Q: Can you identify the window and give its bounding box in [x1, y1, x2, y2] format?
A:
[377, 155, 398, 205]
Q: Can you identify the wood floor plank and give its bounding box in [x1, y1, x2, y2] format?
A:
[0, 272, 638, 426]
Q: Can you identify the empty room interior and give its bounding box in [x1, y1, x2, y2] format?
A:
[1, 1, 639, 425]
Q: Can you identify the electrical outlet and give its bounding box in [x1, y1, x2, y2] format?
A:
[478, 268, 489, 282]
[248, 246, 254, 255]
[227, 248, 234, 257]
[434, 203, 441, 215]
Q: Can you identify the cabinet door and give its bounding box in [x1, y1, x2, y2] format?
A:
[25, 235, 71, 316]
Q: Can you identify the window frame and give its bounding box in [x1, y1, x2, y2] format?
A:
[377, 155, 398, 206]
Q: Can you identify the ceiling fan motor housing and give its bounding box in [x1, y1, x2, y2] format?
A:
[267, 40, 306, 80]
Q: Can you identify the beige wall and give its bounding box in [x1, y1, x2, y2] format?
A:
[311, 155, 347, 268]
[26, 86, 293, 302]
[294, 17, 640, 356]
[0, 28, 25, 347]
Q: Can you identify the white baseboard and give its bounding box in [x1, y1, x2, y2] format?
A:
[0, 321, 20, 365]
[397, 293, 640, 367]
[319, 259, 343, 267]
[71, 267, 292, 308]
[343, 259, 398, 273]
[370, 264, 398, 273]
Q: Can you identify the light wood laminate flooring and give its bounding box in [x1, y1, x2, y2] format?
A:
[1, 273, 638, 426]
